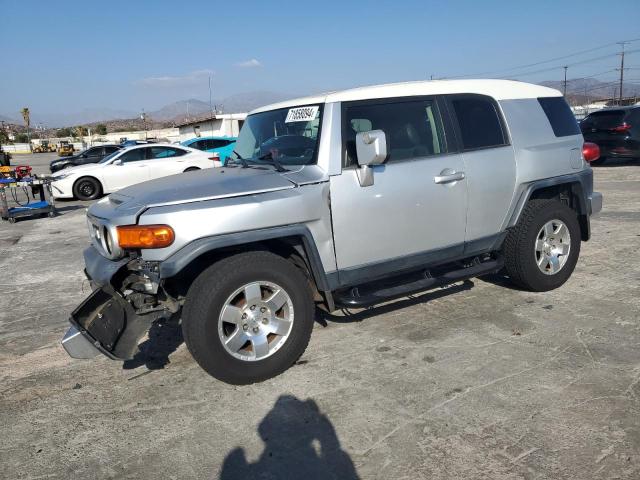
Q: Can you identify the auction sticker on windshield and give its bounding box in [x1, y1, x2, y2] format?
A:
[285, 106, 319, 123]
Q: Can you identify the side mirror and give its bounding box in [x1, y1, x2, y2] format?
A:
[355, 130, 387, 187]
[113, 159, 123, 166]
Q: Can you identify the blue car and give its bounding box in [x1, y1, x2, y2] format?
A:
[180, 136, 237, 164]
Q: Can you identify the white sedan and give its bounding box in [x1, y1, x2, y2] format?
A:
[50, 144, 221, 200]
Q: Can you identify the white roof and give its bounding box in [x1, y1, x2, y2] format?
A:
[251, 79, 561, 114]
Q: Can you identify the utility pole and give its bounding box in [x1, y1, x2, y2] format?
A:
[563, 66, 568, 96]
[140, 110, 147, 140]
[616, 41, 629, 105]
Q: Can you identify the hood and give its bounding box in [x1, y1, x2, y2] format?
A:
[50, 155, 79, 165]
[52, 163, 101, 177]
[113, 166, 297, 209]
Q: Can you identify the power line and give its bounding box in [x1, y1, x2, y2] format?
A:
[497, 49, 640, 79]
[449, 38, 640, 79]
[565, 69, 618, 81]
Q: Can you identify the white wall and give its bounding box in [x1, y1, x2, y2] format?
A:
[1, 143, 31, 153]
[178, 117, 244, 141]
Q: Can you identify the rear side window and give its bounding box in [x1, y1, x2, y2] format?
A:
[538, 97, 580, 137]
[149, 147, 186, 158]
[343, 99, 447, 165]
[451, 96, 507, 150]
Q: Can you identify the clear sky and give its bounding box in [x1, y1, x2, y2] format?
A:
[1, 0, 639, 117]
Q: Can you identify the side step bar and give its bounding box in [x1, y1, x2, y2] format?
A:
[334, 257, 503, 308]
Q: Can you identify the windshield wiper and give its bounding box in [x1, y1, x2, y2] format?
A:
[258, 151, 287, 172]
[229, 150, 249, 168]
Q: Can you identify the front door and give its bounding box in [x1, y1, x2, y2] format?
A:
[104, 147, 150, 191]
[330, 97, 468, 283]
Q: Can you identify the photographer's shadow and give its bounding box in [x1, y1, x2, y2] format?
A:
[220, 395, 360, 480]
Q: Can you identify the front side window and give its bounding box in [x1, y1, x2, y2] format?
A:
[451, 95, 507, 150]
[86, 147, 102, 157]
[118, 148, 146, 163]
[231, 105, 322, 167]
[344, 99, 447, 166]
[189, 140, 204, 150]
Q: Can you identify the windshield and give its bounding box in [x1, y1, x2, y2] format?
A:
[231, 104, 323, 168]
[99, 150, 121, 164]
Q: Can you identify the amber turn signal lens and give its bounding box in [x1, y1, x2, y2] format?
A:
[117, 224, 175, 249]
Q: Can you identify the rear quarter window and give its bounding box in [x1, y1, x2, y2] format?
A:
[538, 97, 580, 137]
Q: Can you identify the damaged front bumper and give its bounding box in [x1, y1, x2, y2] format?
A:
[61, 246, 179, 361]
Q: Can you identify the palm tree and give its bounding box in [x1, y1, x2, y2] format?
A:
[21, 107, 31, 144]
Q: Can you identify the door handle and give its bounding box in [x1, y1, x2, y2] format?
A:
[434, 171, 465, 184]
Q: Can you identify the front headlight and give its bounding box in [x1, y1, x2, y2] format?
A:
[52, 172, 74, 181]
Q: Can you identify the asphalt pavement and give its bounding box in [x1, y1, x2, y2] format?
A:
[1, 157, 639, 479]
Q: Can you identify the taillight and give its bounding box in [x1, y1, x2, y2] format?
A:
[611, 123, 631, 133]
[208, 152, 221, 161]
[582, 142, 600, 163]
[117, 225, 175, 249]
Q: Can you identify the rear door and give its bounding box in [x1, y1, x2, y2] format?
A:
[104, 147, 150, 191]
[330, 96, 468, 282]
[445, 94, 516, 251]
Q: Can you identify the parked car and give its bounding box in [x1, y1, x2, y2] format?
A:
[580, 106, 640, 165]
[120, 140, 150, 147]
[61, 79, 602, 385]
[181, 136, 237, 163]
[49, 144, 123, 173]
[50, 143, 220, 200]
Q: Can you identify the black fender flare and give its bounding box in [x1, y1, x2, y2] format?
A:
[158, 225, 332, 291]
[505, 170, 594, 240]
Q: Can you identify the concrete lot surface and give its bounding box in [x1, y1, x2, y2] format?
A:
[1, 156, 639, 479]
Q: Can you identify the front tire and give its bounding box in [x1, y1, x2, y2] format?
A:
[181, 251, 315, 384]
[503, 199, 581, 292]
[72, 177, 102, 201]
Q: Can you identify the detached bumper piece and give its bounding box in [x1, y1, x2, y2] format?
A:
[64, 287, 158, 360]
[589, 192, 603, 216]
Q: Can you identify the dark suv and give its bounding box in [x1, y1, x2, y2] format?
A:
[580, 106, 640, 165]
[50, 144, 122, 173]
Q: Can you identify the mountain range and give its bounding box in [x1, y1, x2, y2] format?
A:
[2, 80, 639, 129]
[1, 91, 292, 128]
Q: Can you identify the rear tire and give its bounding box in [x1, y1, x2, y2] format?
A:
[183, 167, 200, 172]
[72, 177, 102, 201]
[181, 251, 315, 385]
[503, 199, 581, 292]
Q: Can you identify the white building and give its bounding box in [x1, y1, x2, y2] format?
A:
[176, 113, 247, 142]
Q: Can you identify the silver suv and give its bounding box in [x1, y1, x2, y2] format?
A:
[62, 80, 603, 384]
